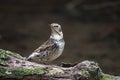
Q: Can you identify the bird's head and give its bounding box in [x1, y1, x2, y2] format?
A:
[50, 23, 63, 40]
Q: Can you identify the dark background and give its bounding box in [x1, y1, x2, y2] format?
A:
[0, 0, 120, 75]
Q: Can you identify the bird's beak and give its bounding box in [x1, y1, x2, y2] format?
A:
[50, 26, 60, 35]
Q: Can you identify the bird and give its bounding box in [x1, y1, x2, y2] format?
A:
[27, 23, 65, 63]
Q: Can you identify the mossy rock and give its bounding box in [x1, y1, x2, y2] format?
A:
[0, 49, 120, 80]
[0, 49, 45, 79]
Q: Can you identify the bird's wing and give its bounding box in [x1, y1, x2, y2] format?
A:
[27, 39, 58, 61]
[34, 39, 58, 54]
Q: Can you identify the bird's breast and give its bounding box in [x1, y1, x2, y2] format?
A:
[55, 40, 65, 49]
[47, 40, 65, 61]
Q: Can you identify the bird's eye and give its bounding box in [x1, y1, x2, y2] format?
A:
[54, 26, 58, 27]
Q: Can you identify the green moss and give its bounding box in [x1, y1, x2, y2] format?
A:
[102, 73, 120, 80]
[0, 49, 23, 59]
[78, 69, 90, 78]
[0, 66, 6, 77]
[78, 61, 103, 80]
[48, 68, 64, 75]
[0, 49, 24, 66]
[0, 66, 45, 79]
[0, 49, 45, 79]
[34, 67, 45, 75]
[0, 49, 10, 66]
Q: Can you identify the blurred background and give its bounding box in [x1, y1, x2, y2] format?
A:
[0, 0, 120, 75]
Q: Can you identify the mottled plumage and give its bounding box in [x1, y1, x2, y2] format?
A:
[27, 23, 65, 63]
